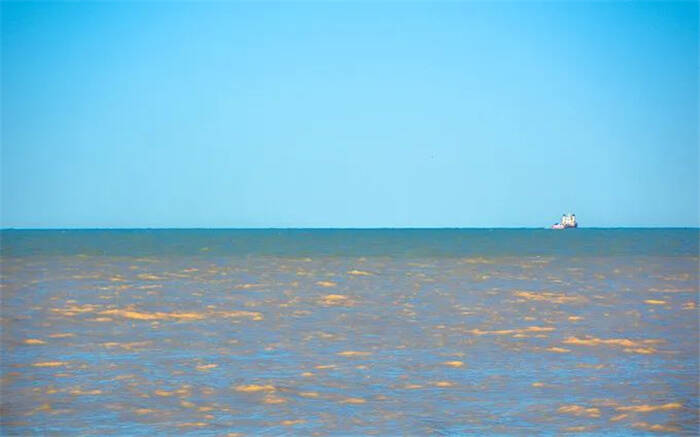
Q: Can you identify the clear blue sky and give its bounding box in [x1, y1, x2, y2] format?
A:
[2, 1, 698, 228]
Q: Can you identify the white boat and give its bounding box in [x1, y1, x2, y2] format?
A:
[551, 213, 577, 229]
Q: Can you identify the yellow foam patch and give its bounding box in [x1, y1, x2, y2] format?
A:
[434, 381, 454, 387]
[442, 361, 465, 367]
[609, 414, 628, 422]
[644, 299, 667, 305]
[281, 419, 305, 426]
[23, 339, 46, 345]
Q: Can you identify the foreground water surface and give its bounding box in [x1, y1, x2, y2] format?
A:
[1, 229, 698, 435]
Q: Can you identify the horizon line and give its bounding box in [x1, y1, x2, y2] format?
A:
[2, 226, 699, 231]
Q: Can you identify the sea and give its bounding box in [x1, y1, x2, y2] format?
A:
[1, 229, 698, 435]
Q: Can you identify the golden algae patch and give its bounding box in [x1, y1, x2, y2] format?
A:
[51, 304, 101, 316]
[196, 363, 218, 371]
[235, 283, 265, 289]
[32, 362, 67, 367]
[568, 316, 584, 321]
[546, 347, 571, 353]
[623, 347, 657, 354]
[644, 299, 667, 305]
[166, 312, 206, 320]
[134, 408, 155, 415]
[315, 364, 337, 369]
[263, 395, 287, 404]
[177, 422, 209, 428]
[137, 273, 162, 280]
[180, 400, 196, 408]
[563, 426, 594, 432]
[557, 405, 601, 418]
[234, 384, 276, 393]
[298, 391, 319, 398]
[154, 390, 174, 397]
[681, 302, 696, 310]
[531, 382, 546, 387]
[69, 388, 102, 395]
[48, 333, 75, 338]
[98, 309, 206, 321]
[348, 270, 372, 276]
[301, 372, 314, 377]
[316, 281, 337, 288]
[23, 339, 46, 345]
[403, 384, 423, 389]
[434, 381, 454, 387]
[281, 419, 305, 426]
[562, 336, 661, 349]
[442, 361, 465, 368]
[341, 397, 366, 404]
[101, 341, 152, 351]
[469, 326, 555, 336]
[631, 422, 680, 432]
[616, 403, 682, 413]
[337, 351, 371, 357]
[514, 291, 585, 304]
[219, 310, 263, 321]
[98, 309, 162, 320]
[610, 414, 628, 422]
[320, 294, 352, 306]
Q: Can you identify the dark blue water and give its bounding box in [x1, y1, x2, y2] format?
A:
[1, 229, 698, 435]
[1, 228, 697, 257]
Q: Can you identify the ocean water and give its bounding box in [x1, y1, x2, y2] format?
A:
[1, 229, 698, 435]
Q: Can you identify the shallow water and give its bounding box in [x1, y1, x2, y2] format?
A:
[1, 229, 698, 435]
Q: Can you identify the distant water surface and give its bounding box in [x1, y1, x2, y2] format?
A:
[1, 229, 698, 435]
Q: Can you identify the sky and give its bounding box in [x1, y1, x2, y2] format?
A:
[1, 1, 698, 228]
